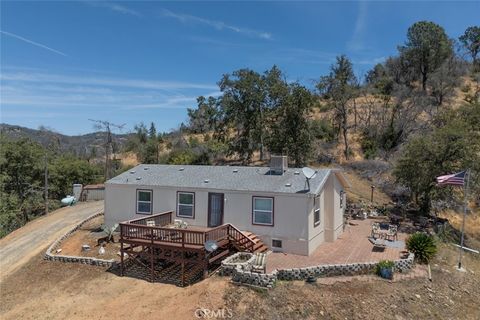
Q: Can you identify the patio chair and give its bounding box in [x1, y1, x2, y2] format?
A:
[386, 225, 398, 241]
[251, 252, 267, 273]
[173, 219, 182, 228]
[371, 222, 381, 239]
[372, 238, 386, 251]
[146, 220, 155, 227]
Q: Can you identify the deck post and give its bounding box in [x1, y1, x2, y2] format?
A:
[203, 254, 209, 279]
[120, 224, 124, 276]
[150, 227, 154, 283]
[181, 232, 185, 286]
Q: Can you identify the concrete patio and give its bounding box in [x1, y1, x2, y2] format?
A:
[266, 218, 408, 273]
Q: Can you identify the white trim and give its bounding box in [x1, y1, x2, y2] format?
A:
[314, 195, 321, 227]
[253, 197, 273, 225]
[177, 192, 195, 218]
[136, 190, 152, 214]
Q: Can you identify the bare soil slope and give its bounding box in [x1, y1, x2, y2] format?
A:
[0, 244, 478, 320]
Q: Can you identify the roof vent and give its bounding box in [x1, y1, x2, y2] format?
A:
[294, 171, 300, 175]
[233, 169, 238, 173]
[204, 179, 210, 183]
[130, 170, 136, 174]
[144, 167, 149, 170]
[285, 183, 292, 187]
[136, 177, 142, 180]
[179, 167, 185, 171]
[270, 155, 288, 175]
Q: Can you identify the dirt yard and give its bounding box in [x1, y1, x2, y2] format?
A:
[55, 216, 121, 261]
[1, 243, 478, 320]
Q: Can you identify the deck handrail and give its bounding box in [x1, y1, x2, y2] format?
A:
[120, 216, 256, 251]
[226, 224, 256, 251]
[127, 211, 173, 225]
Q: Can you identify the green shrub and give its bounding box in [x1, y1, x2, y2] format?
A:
[310, 119, 335, 142]
[360, 133, 378, 159]
[406, 232, 437, 263]
[375, 260, 394, 275]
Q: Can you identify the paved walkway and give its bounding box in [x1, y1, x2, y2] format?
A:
[267, 218, 407, 272]
[0, 201, 104, 280]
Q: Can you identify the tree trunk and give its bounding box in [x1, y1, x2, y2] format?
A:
[343, 124, 349, 161]
[422, 69, 428, 91]
[353, 99, 357, 131]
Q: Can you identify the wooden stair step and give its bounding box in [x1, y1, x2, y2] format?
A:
[253, 242, 267, 251]
[217, 239, 230, 247]
[208, 250, 230, 264]
[254, 245, 269, 253]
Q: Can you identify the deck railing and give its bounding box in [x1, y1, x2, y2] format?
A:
[227, 224, 256, 251]
[127, 211, 173, 227]
[120, 211, 256, 251]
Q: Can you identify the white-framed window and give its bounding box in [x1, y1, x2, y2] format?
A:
[340, 190, 344, 208]
[272, 239, 282, 249]
[314, 195, 321, 227]
[252, 197, 274, 226]
[136, 189, 152, 215]
[177, 192, 195, 218]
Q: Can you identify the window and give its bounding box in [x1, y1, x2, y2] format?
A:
[177, 192, 195, 218]
[272, 239, 282, 249]
[252, 197, 274, 226]
[314, 196, 321, 227]
[340, 190, 344, 208]
[136, 190, 152, 215]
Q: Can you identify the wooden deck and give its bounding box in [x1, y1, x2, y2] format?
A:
[119, 211, 261, 286]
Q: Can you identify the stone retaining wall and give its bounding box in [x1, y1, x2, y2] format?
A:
[44, 212, 116, 268]
[231, 268, 277, 289]
[220, 252, 255, 276]
[222, 253, 415, 289]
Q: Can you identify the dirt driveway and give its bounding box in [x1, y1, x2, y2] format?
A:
[0, 201, 103, 280]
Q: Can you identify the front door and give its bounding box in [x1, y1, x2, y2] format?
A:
[208, 193, 224, 227]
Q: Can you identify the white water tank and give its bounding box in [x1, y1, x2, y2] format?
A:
[72, 184, 83, 200]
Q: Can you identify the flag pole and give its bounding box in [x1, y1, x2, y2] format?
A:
[457, 169, 470, 270]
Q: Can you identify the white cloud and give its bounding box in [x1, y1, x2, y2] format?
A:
[1, 72, 217, 91]
[353, 56, 386, 65]
[0, 69, 219, 111]
[161, 9, 272, 40]
[0, 30, 67, 56]
[85, 1, 141, 17]
[347, 1, 368, 52]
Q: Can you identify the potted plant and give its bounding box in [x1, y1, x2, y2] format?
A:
[376, 260, 395, 280]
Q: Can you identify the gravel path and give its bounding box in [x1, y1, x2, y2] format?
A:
[0, 201, 104, 280]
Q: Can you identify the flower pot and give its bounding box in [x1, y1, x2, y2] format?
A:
[380, 267, 394, 280]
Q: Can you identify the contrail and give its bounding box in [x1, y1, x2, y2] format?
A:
[0, 30, 67, 56]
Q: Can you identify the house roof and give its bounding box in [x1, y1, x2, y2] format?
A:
[107, 164, 348, 195]
[83, 184, 105, 190]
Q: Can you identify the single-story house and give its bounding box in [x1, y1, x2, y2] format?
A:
[105, 157, 349, 256]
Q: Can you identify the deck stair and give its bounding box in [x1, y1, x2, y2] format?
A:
[227, 226, 269, 253]
[242, 231, 269, 253]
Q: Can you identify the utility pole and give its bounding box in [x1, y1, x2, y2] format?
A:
[44, 152, 48, 215]
[370, 185, 375, 203]
[458, 169, 471, 270]
[40, 127, 59, 216]
[89, 119, 125, 180]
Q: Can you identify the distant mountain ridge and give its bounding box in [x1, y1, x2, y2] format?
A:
[0, 123, 132, 158]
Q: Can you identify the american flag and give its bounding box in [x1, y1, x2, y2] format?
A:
[436, 171, 466, 186]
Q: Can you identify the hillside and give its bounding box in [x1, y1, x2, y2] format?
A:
[0, 123, 132, 158]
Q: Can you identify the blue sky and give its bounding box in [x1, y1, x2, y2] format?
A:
[1, 1, 479, 135]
